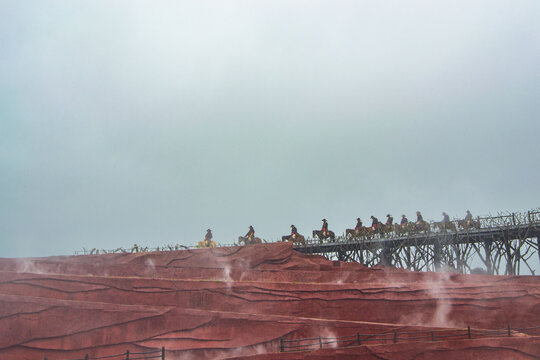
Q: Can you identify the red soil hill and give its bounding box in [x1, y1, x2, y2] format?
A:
[0, 242, 539, 359]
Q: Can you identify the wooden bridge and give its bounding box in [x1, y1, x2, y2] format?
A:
[294, 210, 540, 275]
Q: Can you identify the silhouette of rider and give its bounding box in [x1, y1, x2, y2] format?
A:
[245, 226, 255, 243]
[291, 225, 298, 239]
[386, 214, 393, 226]
[370, 216, 379, 228]
[400, 215, 408, 227]
[465, 210, 473, 226]
[355, 218, 363, 230]
[416, 211, 424, 224]
[204, 229, 213, 246]
[442, 212, 450, 224]
[321, 219, 329, 237]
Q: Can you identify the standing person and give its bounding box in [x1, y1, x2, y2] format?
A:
[386, 214, 394, 226]
[416, 211, 424, 224]
[321, 219, 329, 237]
[245, 226, 255, 243]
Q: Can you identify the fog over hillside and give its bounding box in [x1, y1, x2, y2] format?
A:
[1, 1, 539, 257]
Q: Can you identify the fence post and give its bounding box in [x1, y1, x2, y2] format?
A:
[357, 333, 361, 345]
[126, 350, 129, 360]
[431, 331, 434, 341]
[467, 326, 471, 339]
[507, 325, 511, 337]
[161, 347, 165, 360]
[280, 337, 284, 352]
[44, 357, 48, 360]
[393, 332, 397, 343]
[319, 336, 323, 349]
[512, 213, 516, 225]
[85, 355, 88, 360]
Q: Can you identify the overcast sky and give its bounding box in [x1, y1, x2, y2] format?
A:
[1, 1, 539, 257]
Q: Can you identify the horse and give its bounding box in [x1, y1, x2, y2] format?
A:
[457, 219, 481, 230]
[413, 221, 430, 233]
[312, 230, 335, 243]
[346, 228, 364, 238]
[197, 240, 216, 248]
[434, 221, 457, 232]
[282, 233, 305, 245]
[394, 223, 413, 236]
[238, 236, 263, 245]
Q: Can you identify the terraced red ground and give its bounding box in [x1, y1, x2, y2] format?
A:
[0, 242, 539, 359]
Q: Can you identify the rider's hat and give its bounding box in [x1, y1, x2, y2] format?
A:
[207, 229, 211, 231]
[386, 214, 391, 217]
[402, 214, 406, 217]
[356, 217, 360, 220]
[322, 218, 327, 221]
[291, 224, 295, 227]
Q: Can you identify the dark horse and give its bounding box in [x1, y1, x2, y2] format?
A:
[434, 221, 457, 232]
[312, 230, 335, 243]
[282, 233, 305, 245]
[238, 236, 262, 245]
[457, 219, 481, 230]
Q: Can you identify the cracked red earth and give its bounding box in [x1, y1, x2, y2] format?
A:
[1, 242, 539, 359]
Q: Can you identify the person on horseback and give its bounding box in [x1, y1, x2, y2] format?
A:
[321, 219, 329, 237]
[415, 211, 424, 225]
[370, 216, 379, 229]
[386, 214, 393, 226]
[205, 229, 213, 246]
[245, 226, 255, 243]
[400, 214, 408, 227]
[464, 210, 473, 226]
[355, 218, 363, 230]
[442, 212, 451, 224]
[291, 224, 298, 239]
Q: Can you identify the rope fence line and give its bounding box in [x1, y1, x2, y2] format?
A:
[279, 325, 540, 352]
[43, 347, 165, 360]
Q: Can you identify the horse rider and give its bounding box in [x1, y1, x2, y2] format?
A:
[464, 210, 473, 226]
[291, 224, 298, 239]
[355, 218, 363, 230]
[205, 229, 213, 245]
[386, 214, 394, 226]
[321, 219, 329, 237]
[415, 211, 424, 224]
[442, 212, 451, 224]
[245, 226, 255, 243]
[400, 214, 408, 227]
[370, 215, 379, 229]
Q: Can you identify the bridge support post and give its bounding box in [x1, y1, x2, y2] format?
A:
[381, 243, 393, 267]
[484, 240, 493, 275]
[433, 238, 442, 271]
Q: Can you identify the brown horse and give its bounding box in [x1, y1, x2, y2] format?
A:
[345, 228, 364, 238]
[282, 234, 305, 245]
[413, 221, 430, 233]
[312, 230, 335, 243]
[457, 219, 481, 230]
[238, 236, 262, 245]
[434, 221, 457, 232]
